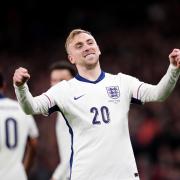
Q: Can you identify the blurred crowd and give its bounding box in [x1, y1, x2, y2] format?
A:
[1, 1, 180, 180]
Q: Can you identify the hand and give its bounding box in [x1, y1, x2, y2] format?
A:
[169, 48, 180, 68]
[13, 67, 30, 86]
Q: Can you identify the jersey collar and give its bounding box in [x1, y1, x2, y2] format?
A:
[75, 71, 105, 84]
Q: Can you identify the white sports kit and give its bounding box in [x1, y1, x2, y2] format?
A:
[0, 96, 39, 180]
[52, 113, 71, 180]
[15, 64, 180, 180]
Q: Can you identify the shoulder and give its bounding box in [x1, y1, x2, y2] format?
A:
[0, 98, 35, 123]
[45, 79, 73, 100]
[0, 97, 20, 109]
[105, 72, 140, 87]
[53, 78, 78, 90]
[116, 72, 138, 82]
[105, 72, 133, 81]
[3, 97, 18, 104]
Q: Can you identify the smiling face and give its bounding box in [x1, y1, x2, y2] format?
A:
[66, 30, 101, 69]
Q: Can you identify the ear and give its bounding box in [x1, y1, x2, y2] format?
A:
[68, 54, 75, 64]
[97, 46, 101, 56]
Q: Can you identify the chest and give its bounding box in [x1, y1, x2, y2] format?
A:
[57, 81, 131, 127]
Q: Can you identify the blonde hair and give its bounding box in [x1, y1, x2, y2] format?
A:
[65, 29, 92, 54]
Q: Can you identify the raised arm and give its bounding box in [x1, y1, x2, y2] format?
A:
[138, 49, 180, 103]
[13, 67, 51, 115]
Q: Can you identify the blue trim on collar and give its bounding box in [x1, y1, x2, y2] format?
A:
[0, 93, 5, 99]
[75, 71, 105, 84]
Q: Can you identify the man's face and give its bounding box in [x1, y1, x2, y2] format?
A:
[50, 69, 72, 86]
[67, 33, 101, 68]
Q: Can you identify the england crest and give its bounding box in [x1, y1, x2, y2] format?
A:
[106, 86, 120, 99]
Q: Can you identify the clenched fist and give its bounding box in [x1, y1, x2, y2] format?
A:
[169, 48, 180, 68]
[13, 67, 30, 86]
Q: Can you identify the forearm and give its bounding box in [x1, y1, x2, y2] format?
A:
[139, 64, 180, 102]
[14, 83, 49, 115]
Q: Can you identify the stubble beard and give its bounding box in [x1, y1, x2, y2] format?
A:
[85, 57, 99, 70]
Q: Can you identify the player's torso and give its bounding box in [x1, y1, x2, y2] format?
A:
[0, 98, 29, 178]
[53, 73, 139, 179]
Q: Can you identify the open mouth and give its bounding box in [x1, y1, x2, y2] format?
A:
[84, 53, 95, 58]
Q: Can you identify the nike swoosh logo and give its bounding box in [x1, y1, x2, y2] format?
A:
[74, 94, 85, 100]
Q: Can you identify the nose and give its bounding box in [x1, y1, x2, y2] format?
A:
[83, 43, 91, 52]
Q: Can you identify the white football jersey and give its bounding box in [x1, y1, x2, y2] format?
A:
[0, 96, 39, 180]
[45, 72, 143, 180]
[52, 113, 71, 180]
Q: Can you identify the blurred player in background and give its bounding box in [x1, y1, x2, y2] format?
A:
[49, 61, 76, 180]
[13, 29, 180, 180]
[0, 71, 39, 180]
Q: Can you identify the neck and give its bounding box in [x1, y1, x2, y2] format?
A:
[77, 63, 101, 81]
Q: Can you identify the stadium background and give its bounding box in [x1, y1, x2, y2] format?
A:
[1, 0, 180, 179]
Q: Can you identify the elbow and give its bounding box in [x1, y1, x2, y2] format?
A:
[157, 91, 172, 102]
[24, 109, 33, 115]
[156, 95, 167, 102]
[157, 98, 166, 102]
[25, 111, 33, 115]
[22, 106, 35, 115]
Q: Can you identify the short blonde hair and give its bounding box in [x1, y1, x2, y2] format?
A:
[65, 29, 92, 54]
